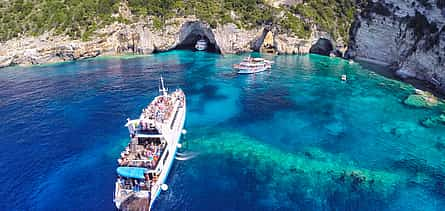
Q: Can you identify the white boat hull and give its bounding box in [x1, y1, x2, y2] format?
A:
[149, 102, 186, 209]
[234, 57, 273, 74]
[195, 39, 207, 51]
[236, 66, 270, 74]
[195, 45, 207, 51]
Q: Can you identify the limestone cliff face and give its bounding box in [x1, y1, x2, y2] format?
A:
[0, 18, 179, 68]
[213, 23, 261, 54]
[0, 18, 262, 67]
[0, 15, 340, 68]
[346, 0, 445, 93]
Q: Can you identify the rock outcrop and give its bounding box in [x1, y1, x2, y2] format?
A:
[309, 38, 334, 56]
[213, 23, 261, 54]
[259, 31, 276, 54]
[0, 14, 342, 68]
[403, 89, 445, 108]
[0, 22, 160, 67]
[274, 34, 312, 54]
[0, 17, 266, 67]
[346, 0, 445, 94]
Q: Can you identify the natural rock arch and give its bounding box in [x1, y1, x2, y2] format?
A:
[173, 21, 221, 53]
[309, 38, 334, 56]
[251, 27, 276, 54]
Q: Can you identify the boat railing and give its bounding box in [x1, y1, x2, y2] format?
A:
[114, 182, 134, 206]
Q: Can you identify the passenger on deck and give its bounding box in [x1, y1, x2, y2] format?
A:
[146, 150, 153, 158]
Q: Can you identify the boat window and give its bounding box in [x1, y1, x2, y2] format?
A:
[170, 109, 179, 129]
[138, 127, 160, 135]
[163, 150, 169, 165]
[138, 137, 161, 146]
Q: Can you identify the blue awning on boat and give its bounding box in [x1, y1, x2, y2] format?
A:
[116, 167, 147, 179]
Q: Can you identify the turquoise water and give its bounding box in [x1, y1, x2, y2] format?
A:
[0, 50, 444, 210]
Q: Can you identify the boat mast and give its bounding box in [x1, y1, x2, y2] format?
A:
[159, 76, 168, 96]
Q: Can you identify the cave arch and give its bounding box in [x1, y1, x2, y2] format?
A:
[173, 21, 221, 53]
[251, 27, 276, 54]
[309, 38, 334, 56]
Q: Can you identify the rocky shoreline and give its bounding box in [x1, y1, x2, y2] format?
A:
[0, 16, 342, 68]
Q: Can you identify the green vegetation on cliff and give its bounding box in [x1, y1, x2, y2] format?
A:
[127, 0, 355, 40]
[0, 0, 355, 42]
[289, 0, 355, 40]
[128, 0, 278, 29]
[0, 0, 121, 41]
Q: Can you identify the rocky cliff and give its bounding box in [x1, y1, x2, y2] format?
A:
[0, 16, 342, 68]
[0, 0, 357, 68]
[346, 0, 445, 93]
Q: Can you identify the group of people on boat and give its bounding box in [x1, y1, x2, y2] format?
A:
[117, 176, 151, 192]
[140, 90, 185, 126]
[118, 142, 164, 169]
[143, 95, 174, 124]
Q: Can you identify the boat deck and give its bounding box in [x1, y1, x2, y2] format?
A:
[118, 138, 166, 169]
[120, 195, 150, 211]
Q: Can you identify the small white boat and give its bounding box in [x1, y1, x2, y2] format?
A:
[195, 39, 207, 51]
[233, 56, 273, 74]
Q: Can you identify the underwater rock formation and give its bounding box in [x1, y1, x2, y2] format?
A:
[391, 154, 445, 197]
[421, 113, 445, 128]
[403, 89, 444, 108]
[185, 128, 445, 208]
[381, 121, 418, 137]
[188, 129, 404, 201]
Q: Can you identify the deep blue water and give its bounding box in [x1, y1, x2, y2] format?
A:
[1, 50, 445, 210]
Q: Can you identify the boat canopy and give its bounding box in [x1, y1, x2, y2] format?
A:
[116, 167, 147, 179]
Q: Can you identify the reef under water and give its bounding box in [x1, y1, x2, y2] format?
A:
[186, 129, 403, 210]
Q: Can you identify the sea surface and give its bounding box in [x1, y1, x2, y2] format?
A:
[1, 50, 445, 211]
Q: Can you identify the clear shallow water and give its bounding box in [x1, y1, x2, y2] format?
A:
[1, 50, 445, 210]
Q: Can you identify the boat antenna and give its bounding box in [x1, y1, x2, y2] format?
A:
[159, 76, 168, 96]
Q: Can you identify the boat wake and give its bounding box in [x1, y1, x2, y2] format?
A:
[175, 151, 199, 161]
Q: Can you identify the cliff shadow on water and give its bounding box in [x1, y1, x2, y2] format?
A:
[171, 21, 221, 54]
[359, 60, 445, 99]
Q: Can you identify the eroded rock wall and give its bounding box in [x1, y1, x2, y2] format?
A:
[0, 18, 261, 67]
[0, 18, 185, 67]
[0, 15, 342, 68]
[213, 23, 261, 54]
[347, 0, 445, 93]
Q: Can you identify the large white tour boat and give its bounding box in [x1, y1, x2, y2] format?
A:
[114, 77, 186, 211]
[233, 56, 274, 74]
